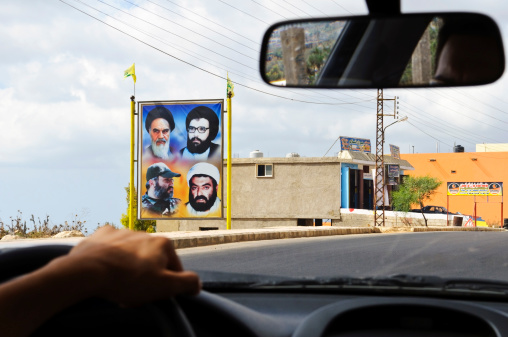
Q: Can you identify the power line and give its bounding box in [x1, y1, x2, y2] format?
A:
[406, 89, 507, 132]
[300, 0, 330, 16]
[216, 0, 269, 24]
[428, 88, 508, 124]
[279, 0, 315, 17]
[329, 0, 353, 14]
[266, 0, 303, 18]
[402, 103, 503, 144]
[407, 121, 454, 148]
[98, 0, 258, 65]
[250, 0, 288, 19]
[449, 87, 508, 116]
[161, 0, 260, 45]
[101, 2, 374, 106]
[60, 0, 373, 106]
[141, 0, 259, 52]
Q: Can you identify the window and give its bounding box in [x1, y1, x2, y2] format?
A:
[256, 164, 273, 177]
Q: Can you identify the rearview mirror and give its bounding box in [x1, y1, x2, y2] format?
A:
[260, 13, 504, 88]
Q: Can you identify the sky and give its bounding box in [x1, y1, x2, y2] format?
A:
[1, 0, 507, 232]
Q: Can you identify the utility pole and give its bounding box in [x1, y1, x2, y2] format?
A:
[374, 89, 399, 227]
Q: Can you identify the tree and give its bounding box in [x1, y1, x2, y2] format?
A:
[392, 175, 442, 227]
[120, 184, 156, 232]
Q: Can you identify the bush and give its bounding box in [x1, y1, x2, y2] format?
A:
[0, 211, 87, 239]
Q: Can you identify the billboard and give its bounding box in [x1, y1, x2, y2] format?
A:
[447, 182, 503, 196]
[340, 136, 371, 153]
[138, 100, 223, 219]
[389, 144, 400, 159]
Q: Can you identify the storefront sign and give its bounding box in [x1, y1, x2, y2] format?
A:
[447, 182, 503, 196]
[389, 144, 400, 159]
[340, 136, 371, 153]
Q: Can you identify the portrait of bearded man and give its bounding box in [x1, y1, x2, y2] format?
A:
[179, 106, 220, 162]
[144, 106, 176, 161]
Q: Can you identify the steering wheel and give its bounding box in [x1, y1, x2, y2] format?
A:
[0, 245, 196, 337]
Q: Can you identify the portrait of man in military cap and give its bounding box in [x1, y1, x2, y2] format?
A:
[141, 162, 181, 217]
[185, 162, 221, 216]
[144, 106, 176, 160]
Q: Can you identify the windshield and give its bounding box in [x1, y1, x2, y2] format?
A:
[1, 0, 508, 287]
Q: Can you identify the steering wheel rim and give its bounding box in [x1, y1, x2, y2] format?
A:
[0, 244, 196, 337]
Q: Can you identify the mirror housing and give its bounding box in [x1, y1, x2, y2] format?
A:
[260, 13, 505, 88]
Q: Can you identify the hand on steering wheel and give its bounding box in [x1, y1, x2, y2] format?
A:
[0, 226, 200, 337]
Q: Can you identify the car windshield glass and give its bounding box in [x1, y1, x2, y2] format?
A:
[1, 0, 508, 287]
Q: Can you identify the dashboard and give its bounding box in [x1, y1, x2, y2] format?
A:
[3, 245, 508, 337]
[179, 290, 508, 337]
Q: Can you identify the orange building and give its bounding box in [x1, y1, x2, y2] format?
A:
[401, 152, 508, 227]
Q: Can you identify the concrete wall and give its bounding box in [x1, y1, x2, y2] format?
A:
[337, 209, 453, 227]
[157, 218, 297, 232]
[227, 158, 342, 219]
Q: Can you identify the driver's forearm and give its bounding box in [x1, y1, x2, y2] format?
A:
[0, 255, 97, 337]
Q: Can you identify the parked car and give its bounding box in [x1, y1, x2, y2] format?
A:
[411, 206, 456, 214]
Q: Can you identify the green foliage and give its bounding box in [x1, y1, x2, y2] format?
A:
[392, 175, 442, 226]
[120, 184, 156, 233]
[306, 46, 331, 84]
[267, 63, 284, 81]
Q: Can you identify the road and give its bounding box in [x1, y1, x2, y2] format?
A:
[180, 231, 508, 281]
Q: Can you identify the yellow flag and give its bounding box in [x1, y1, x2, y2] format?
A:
[124, 63, 136, 83]
[226, 73, 234, 98]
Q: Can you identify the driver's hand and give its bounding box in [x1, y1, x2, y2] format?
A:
[66, 225, 201, 307]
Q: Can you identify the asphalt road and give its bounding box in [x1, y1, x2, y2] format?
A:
[180, 231, 508, 281]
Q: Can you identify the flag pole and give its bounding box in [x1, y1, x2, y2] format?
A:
[124, 63, 137, 231]
[129, 95, 135, 231]
[227, 92, 232, 230]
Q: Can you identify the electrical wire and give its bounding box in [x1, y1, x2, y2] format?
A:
[407, 121, 454, 148]
[427, 88, 508, 124]
[77, 0, 377, 106]
[161, 0, 260, 45]
[279, 0, 316, 17]
[329, 0, 353, 14]
[216, 0, 269, 24]
[405, 89, 508, 132]
[250, 0, 288, 19]
[402, 103, 503, 144]
[96, 0, 258, 66]
[141, 0, 259, 52]
[60, 0, 373, 106]
[265, 0, 303, 18]
[300, 0, 330, 16]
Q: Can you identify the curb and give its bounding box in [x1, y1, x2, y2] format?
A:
[0, 227, 504, 247]
[154, 227, 375, 249]
[153, 226, 506, 249]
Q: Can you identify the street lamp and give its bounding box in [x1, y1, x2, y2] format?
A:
[384, 116, 408, 133]
[383, 116, 408, 144]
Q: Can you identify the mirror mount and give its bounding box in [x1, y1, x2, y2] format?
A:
[366, 0, 400, 16]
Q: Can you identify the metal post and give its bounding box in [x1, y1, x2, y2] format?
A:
[226, 94, 232, 230]
[474, 195, 477, 227]
[374, 89, 385, 226]
[129, 96, 135, 231]
[447, 195, 449, 226]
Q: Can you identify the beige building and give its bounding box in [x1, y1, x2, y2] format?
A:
[475, 143, 508, 152]
[157, 153, 413, 232]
